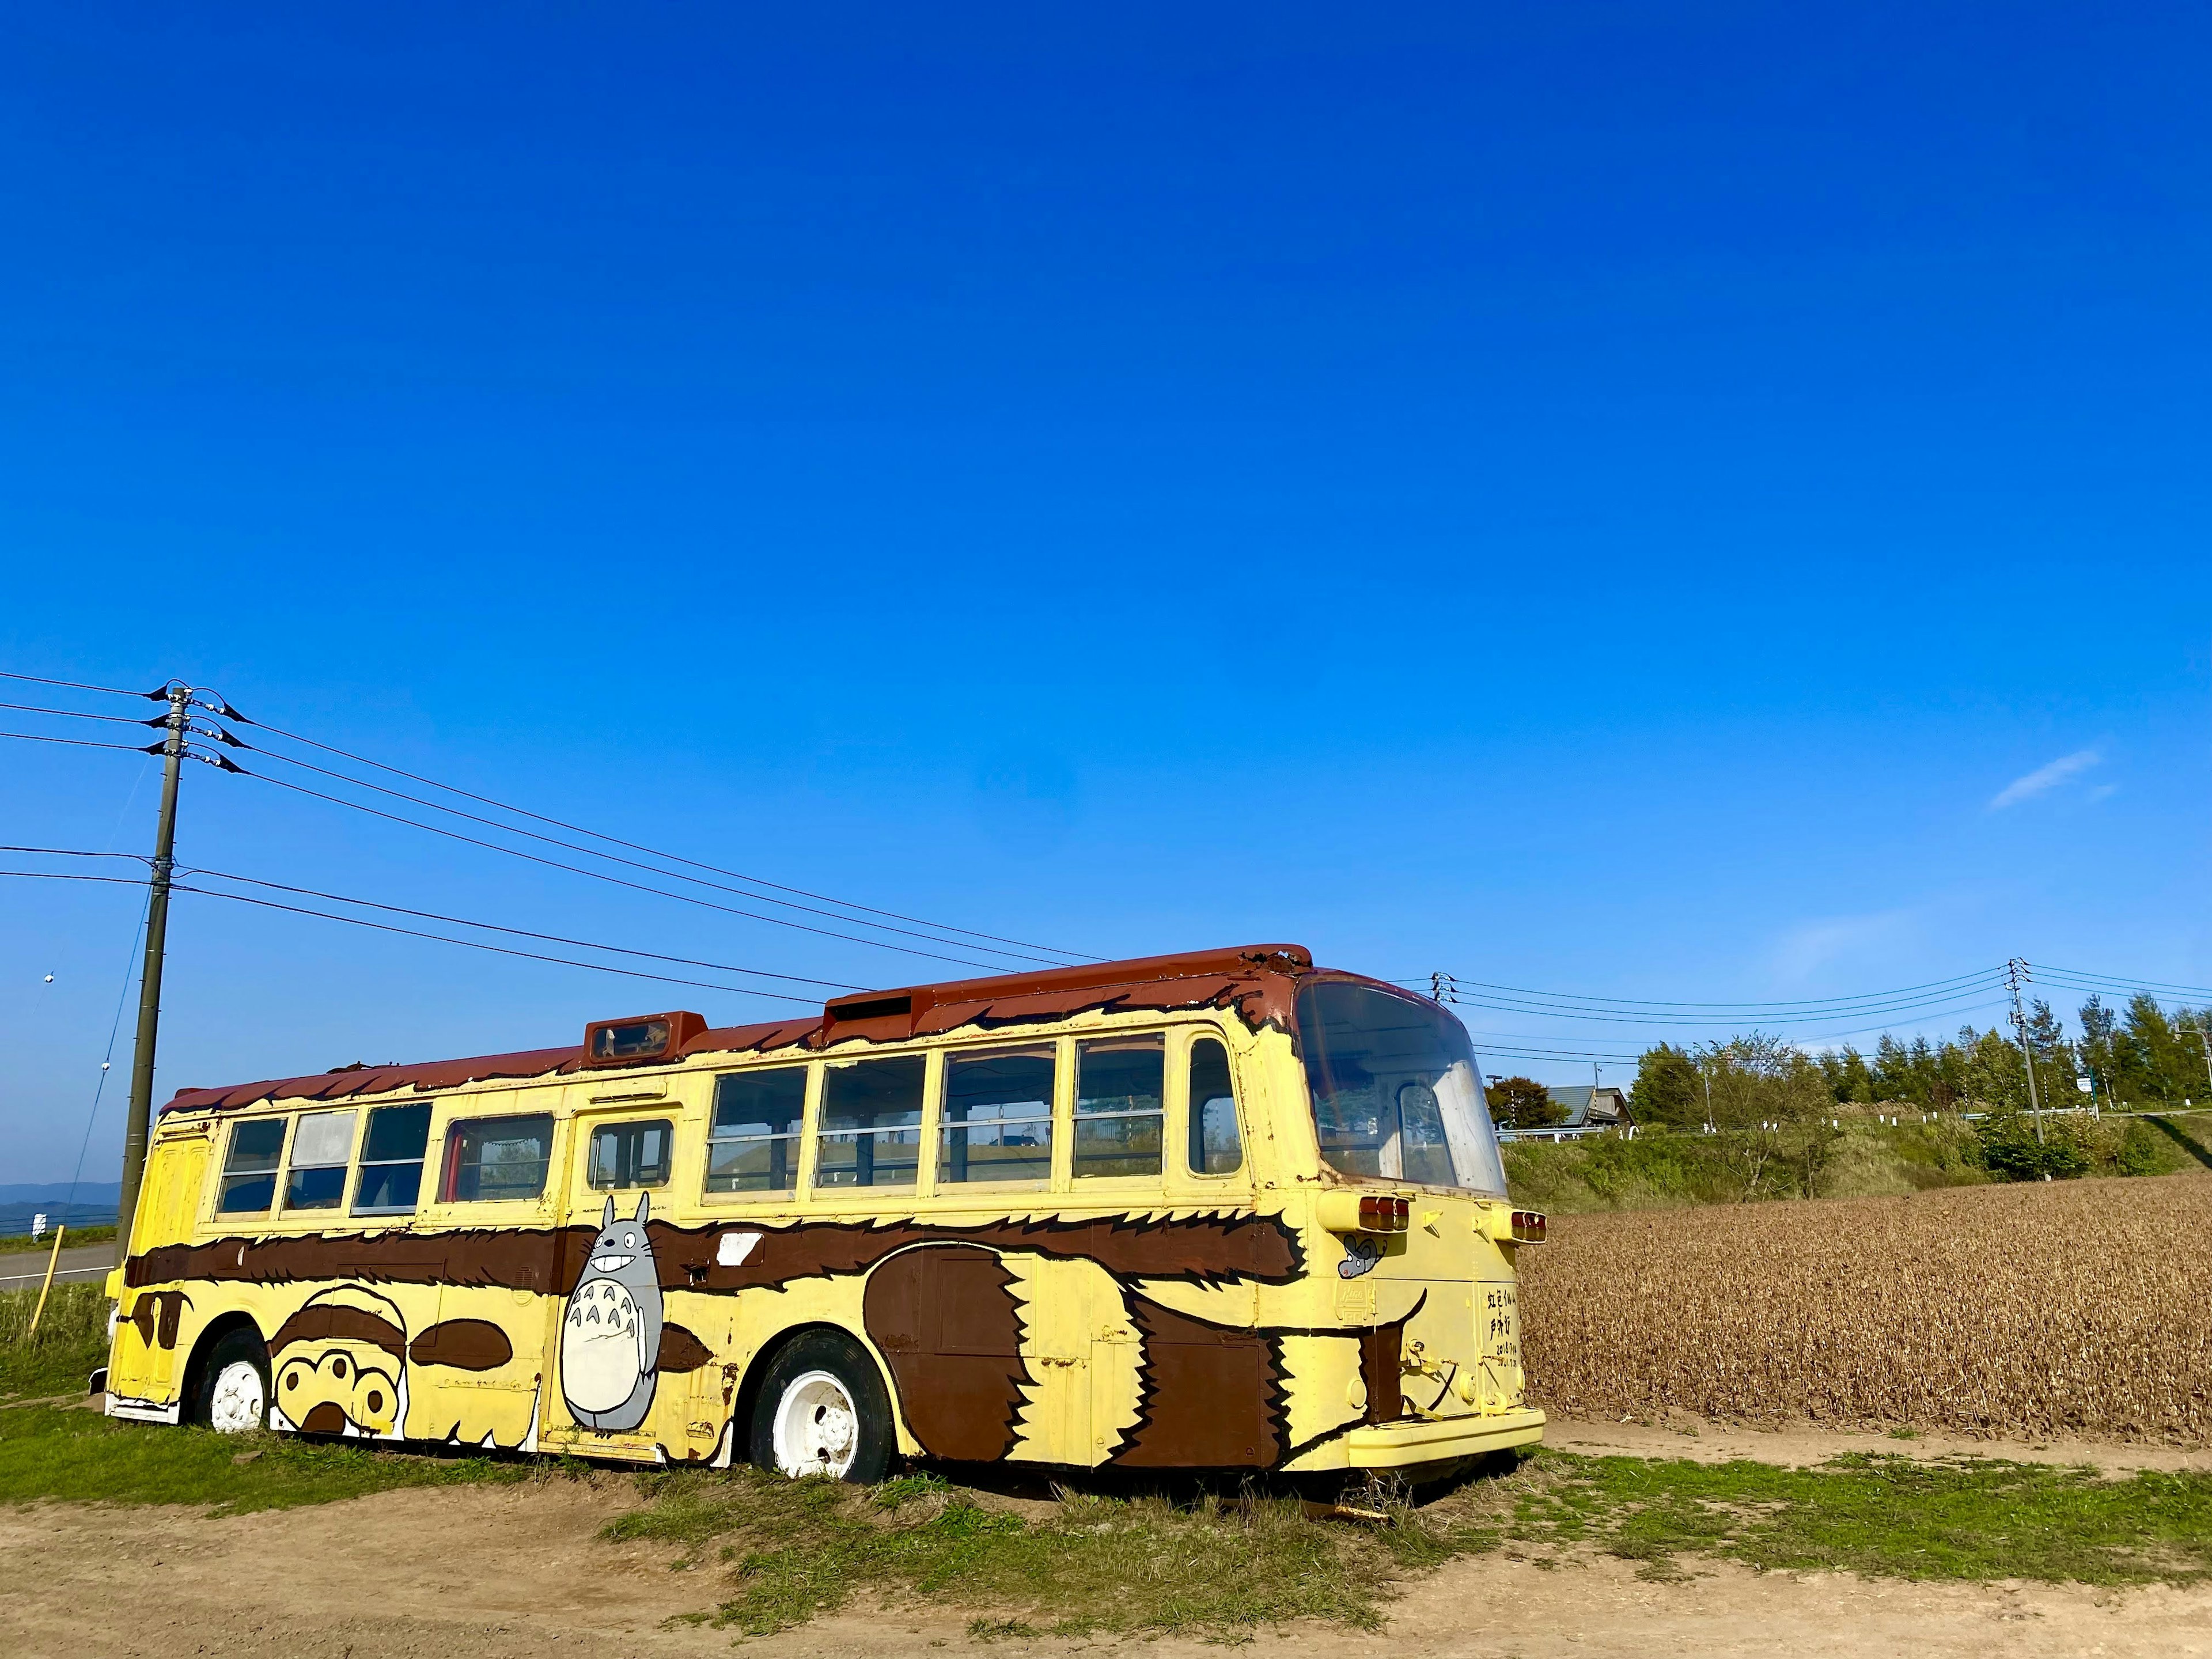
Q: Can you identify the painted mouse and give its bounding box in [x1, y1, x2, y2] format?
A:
[559, 1192, 664, 1433]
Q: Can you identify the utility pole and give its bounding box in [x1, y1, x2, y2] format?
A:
[2180, 1014, 2212, 1103]
[116, 683, 190, 1247]
[2006, 957, 2045, 1145]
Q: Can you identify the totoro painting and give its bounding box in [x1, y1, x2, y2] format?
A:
[560, 1194, 664, 1432]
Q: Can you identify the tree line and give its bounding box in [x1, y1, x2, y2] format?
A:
[1626, 991, 2211, 1124]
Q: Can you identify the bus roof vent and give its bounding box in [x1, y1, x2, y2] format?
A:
[581, 1010, 707, 1069]
[821, 991, 918, 1042]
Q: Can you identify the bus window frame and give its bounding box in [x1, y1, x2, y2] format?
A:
[934, 1040, 1058, 1194]
[810, 1051, 931, 1200]
[701, 1061, 815, 1206]
[440, 1109, 559, 1205]
[213, 1113, 291, 1220]
[1070, 1031, 1171, 1188]
[278, 1107, 362, 1218]
[1173, 1028, 1249, 1187]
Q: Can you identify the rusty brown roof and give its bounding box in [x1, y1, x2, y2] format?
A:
[161, 943, 1325, 1116]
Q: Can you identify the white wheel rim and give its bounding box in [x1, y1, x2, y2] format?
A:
[209, 1359, 266, 1433]
[771, 1369, 859, 1478]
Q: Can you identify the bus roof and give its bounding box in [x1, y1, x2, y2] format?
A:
[161, 943, 1336, 1116]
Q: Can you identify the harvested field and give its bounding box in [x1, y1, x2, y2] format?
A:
[1518, 1169, 2212, 1444]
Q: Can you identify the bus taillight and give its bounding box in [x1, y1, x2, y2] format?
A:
[1358, 1195, 1410, 1232]
[1317, 1192, 1411, 1233]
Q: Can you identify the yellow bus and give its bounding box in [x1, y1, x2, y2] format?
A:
[102, 944, 1545, 1480]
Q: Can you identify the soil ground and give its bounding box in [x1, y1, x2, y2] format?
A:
[5, 1424, 2209, 1658]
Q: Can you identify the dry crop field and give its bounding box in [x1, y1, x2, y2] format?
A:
[1518, 1169, 2212, 1444]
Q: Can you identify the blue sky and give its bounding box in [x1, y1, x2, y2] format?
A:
[4, 4, 2209, 1181]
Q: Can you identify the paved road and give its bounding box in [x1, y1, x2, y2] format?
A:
[0, 1240, 118, 1291]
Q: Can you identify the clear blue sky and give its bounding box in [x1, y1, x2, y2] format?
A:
[5, 5, 2209, 1182]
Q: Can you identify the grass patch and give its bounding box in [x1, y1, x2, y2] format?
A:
[603, 1450, 2212, 1637]
[0, 1283, 111, 1402]
[1479, 1452, 2212, 1587]
[605, 1465, 1443, 1637]
[0, 1400, 535, 1513]
[0, 1225, 117, 1255]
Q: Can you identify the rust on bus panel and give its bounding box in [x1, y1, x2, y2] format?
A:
[126, 1210, 1304, 1296]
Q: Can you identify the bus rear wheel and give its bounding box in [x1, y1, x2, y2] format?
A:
[748, 1330, 892, 1483]
[193, 1328, 272, 1434]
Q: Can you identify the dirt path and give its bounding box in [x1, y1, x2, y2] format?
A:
[5, 1473, 2209, 1658]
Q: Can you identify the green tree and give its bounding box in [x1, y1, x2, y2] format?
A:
[2077, 995, 2119, 1105]
[1629, 1044, 1703, 1127]
[1696, 1035, 1843, 1199]
[1820, 1045, 1876, 1104]
[1486, 1075, 1567, 1130]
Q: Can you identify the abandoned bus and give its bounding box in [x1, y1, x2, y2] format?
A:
[102, 944, 1545, 1479]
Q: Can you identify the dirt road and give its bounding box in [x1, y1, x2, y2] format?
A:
[5, 1471, 2206, 1658]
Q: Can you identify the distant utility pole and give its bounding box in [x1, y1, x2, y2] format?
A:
[116, 683, 191, 1247]
[2006, 957, 2046, 1145]
[2180, 1015, 2212, 1103]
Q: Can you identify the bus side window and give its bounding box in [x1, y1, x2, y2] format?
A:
[444, 1113, 556, 1202]
[942, 1047, 1055, 1184]
[589, 1120, 674, 1190]
[1075, 1036, 1164, 1179]
[707, 1067, 806, 1194]
[283, 1109, 357, 1211]
[1186, 1037, 1242, 1176]
[817, 1057, 925, 1189]
[218, 1118, 287, 1215]
[353, 1104, 433, 1215]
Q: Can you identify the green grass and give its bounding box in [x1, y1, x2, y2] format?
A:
[0, 1283, 110, 1402]
[1482, 1453, 2212, 1587]
[0, 1224, 117, 1255]
[0, 1401, 534, 1513]
[599, 1450, 2212, 1637]
[604, 1466, 1431, 1637]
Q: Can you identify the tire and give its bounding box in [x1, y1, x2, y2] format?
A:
[748, 1329, 893, 1483]
[191, 1327, 271, 1434]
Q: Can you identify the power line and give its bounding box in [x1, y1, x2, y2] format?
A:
[1433, 981, 2011, 1028]
[186, 866, 865, 991]
[1406, 963, 2004, 1012]
[0, 846, 150, 861]
[2035, 965, 2212, 1002]
[0, 864, 827, 1005]
[165, 882, 824, 1005]
[233, 737, 1073, 969]
[0, 669, 158, 700]
[0, 729, 161, 756]
[0, 700, 164, 729]
[226, 706, 1091, 964]
[4, 690, 1092, 973]
[63, 891, 150, 1222]
[240, 767, 1017, 972]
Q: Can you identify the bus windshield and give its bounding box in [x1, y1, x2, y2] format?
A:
[1297, 980, 1508, 1195]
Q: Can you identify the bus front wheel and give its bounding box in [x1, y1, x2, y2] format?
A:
[192, 1328, 272, 1434]
[748, 1330, 892, 1483]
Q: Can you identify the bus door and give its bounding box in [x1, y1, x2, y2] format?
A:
[540, 1105, 698, 1459]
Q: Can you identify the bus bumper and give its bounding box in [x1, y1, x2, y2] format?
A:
[1342, 1407, 1546, 1471]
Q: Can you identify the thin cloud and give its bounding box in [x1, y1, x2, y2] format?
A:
[1990, 749, 2100, 810]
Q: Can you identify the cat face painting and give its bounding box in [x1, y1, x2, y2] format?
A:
[559, 1192, 664, 1433]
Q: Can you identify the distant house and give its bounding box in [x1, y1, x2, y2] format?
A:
[1541, 1085, 1633, 1130]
